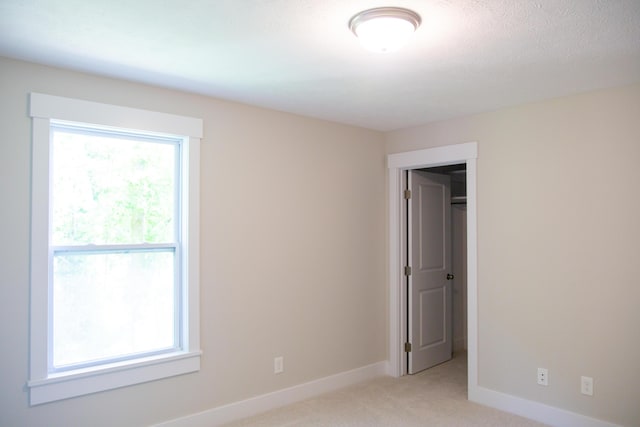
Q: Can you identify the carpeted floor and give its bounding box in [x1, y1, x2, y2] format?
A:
[224, 352, 548, 426]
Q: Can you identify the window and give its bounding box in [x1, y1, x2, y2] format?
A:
[28, 93, 202, 405]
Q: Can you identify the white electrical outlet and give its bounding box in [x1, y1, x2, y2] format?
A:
[581, 376, 593, 396]
[537, 368, 548, 386]
[274, 356, 284, 374]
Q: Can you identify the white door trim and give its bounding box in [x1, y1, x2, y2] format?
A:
[387, 142, 478, 397]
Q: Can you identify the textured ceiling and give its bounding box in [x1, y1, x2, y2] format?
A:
[1, 0, 639, 131]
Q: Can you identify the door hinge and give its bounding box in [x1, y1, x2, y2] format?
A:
[404, 342, 412, 353]
[404, 266, 412, 276]
[403, 189, 411, 199]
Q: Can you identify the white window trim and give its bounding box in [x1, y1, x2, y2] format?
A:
[28, 93, 203, 405]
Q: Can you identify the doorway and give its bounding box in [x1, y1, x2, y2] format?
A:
[387, 142, 478, 398]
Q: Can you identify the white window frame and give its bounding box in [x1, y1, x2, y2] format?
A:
[28, 93, 202, 405]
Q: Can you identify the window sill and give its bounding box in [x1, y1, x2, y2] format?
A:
[28, 350, 201, 405]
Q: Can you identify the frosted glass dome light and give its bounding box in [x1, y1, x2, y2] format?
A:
[349, 7, 421, 53]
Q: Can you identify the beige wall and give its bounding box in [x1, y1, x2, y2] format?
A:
[2, 54, 639, 427]
[387, 83, 640, 426]
[0, 57, 387, 426]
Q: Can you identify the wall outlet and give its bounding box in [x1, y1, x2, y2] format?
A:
[537, 368, 548, 386]
[274, 356, 284, 374]
[581, 376, 593, 396]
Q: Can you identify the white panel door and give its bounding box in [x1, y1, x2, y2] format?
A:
[408, 170, 453, 374]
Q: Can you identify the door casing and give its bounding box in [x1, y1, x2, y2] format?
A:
[387, 142, 478, 399]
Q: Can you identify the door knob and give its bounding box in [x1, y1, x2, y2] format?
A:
[446, 273, 454, 280]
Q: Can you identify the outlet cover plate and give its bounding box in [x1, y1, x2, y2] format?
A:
[274, 356, 284, 374]
[581, 376, 593, 396]
[537, 368, 548, 386]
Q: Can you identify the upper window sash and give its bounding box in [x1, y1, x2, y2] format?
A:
[49, 122, 183, 246]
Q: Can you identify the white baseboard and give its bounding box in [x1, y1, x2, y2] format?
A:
[469, 385, 622, 427]
[154, 361, 389, 427]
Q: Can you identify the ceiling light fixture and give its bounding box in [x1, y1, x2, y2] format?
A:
[349, 7, 421, 53]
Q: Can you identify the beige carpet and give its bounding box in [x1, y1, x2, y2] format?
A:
[224, 352, 548, 426]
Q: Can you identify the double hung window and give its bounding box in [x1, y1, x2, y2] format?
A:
[28, 93, 202, 405]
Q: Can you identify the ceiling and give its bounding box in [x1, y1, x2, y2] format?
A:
[1, 0, 639, 131]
